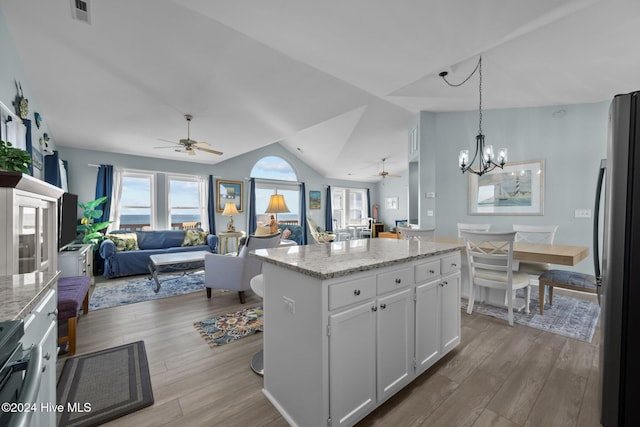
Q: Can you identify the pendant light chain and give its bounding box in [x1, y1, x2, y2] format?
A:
[478, 57, 482, 135]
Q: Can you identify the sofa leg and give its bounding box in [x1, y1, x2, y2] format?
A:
[206, 288, 212, 299]
[238, 291, 246, 304]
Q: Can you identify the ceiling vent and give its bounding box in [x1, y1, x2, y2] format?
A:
[70, 0, 91, 24]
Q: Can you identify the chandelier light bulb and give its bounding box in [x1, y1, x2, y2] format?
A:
[497, 148, 508, 165]
[484, 145, 494, 162]
[459, 150, 469, 168]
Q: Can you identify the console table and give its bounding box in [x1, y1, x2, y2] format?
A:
[218, 231, 244, 254]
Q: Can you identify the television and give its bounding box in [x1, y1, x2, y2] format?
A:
[59, 192, 78, 250]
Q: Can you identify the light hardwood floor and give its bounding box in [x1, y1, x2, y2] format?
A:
[59, 284, 602, 427]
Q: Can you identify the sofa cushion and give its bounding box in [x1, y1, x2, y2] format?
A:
[106, 233, 139, 252]
[181, 229, 208, 246]
[137, 230, 186, 249]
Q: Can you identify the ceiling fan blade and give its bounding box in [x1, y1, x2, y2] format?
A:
[192, 140, 209, 147]
[187, 149, 196, 156]
[196, 146, 223, 155]
[154, 145, 179, 149]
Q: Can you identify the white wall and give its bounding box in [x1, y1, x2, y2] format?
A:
[0, 8, 57, 181]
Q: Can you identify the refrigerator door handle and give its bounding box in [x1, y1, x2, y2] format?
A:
[593, 158, 606, 285]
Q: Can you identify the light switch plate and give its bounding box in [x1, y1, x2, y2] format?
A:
[575, 209, 592, 218]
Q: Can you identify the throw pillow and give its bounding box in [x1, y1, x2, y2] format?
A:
[106, 233, 139, 252]
[282, 228, 292, 240]
[254, 226, 272, 236]
[181, 229, 209, 246]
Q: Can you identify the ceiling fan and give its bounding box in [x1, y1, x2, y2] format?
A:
[156, 114, 223, 156]
[377, 158, 401, 179]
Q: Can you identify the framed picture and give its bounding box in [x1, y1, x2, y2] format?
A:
[469, 159, 545, 215]
[385, 196, 399, 210]
[309, 190, 321, 209]
[32, 148, 43, 170]
[216, 180, 243, 212]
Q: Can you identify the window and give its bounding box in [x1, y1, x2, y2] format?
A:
[332, 187, 368, 228]
[250, 156, 299, 226]
[119, 172, 155, 230]
[167, 175, 206, 229]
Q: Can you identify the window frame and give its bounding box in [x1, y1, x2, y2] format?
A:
[166, 173, 207, 229]
[119, 170, 156, 230]
[332, 187, 369, 229]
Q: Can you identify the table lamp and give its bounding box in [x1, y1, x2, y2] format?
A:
[265, 194, 290, 233]
[222, 202, 239, 231]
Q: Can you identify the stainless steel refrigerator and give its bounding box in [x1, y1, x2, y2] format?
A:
[596, 91, 640, 427]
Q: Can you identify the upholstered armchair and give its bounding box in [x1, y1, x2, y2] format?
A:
[204, 232, 281, 303]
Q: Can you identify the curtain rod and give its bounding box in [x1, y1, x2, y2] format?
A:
[88, 163, 100, 168]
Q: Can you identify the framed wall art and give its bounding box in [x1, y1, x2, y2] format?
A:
[309, 190, 321, 209]
[385, 196, 399, 210]
[468, 159, 545, 215]
[217, 179, 243, 212]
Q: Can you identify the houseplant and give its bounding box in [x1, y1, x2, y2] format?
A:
[77, 196, 112, 249]
[0, 139, 31, 173]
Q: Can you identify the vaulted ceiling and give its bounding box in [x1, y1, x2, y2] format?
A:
[2, 0, 639, 181]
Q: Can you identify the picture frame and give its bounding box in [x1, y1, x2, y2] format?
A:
[468, 159, 545, 215]
[309, 190, 321, 209]
[32, 148, 43, 170]
[385, 196, 399, 210]
[216, 179, 243, 212]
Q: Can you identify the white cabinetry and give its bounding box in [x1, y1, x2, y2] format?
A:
[262, 250, 461, 427]
[21, 287, 58, 427]
[0, 172, 63, 276]
[59, 244, 93, 278]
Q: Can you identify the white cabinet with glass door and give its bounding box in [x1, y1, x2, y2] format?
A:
[0, 172, 63, 275]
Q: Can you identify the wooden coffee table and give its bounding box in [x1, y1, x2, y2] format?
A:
[148, 251, 210, 293]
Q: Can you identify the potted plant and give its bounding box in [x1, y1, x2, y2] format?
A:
[0, 139, 31, 173]
[77, 196, 112, 249]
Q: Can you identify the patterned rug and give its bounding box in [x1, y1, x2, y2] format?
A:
[461, 291, 600, 342]
[194, 306, 264, 347]
[89, 271, 205, 310]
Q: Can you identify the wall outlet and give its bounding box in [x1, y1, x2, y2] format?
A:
[283, 296, 295, 314]
[575, 209, 592, 218]
[426, 192, 436, 199]
[427, 210, 434, 217]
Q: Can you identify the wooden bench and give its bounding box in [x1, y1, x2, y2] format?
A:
[538, 269, 597, 315]
[57, 276, 91, 355]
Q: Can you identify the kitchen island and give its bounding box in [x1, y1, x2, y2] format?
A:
[252, 238, 463, 427]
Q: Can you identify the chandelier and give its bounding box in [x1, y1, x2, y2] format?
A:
[439, 56, 507, 176]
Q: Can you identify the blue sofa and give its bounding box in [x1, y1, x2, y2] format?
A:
[99, 230, 218, 278]
[277, 223, 304, 245]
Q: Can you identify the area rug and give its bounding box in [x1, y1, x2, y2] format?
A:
[194, 306, 264, 347]
[89, 271, 204, 310]
[461, 291, 600, 342]
[57, 341, 154, 427]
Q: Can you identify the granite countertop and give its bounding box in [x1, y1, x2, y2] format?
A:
[0, 271, 60, 321]
[252, 238, 463, 280]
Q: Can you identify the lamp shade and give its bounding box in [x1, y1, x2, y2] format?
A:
[222, 202, 239, 216]
[265, 194, 290, 214]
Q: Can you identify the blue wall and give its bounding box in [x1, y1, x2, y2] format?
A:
[58, 142, 377, 237]
[425, 101, 609, 274]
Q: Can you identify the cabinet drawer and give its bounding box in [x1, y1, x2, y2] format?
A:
[22, 289, 57, 347]
[329, 276, 376, 311]
[377, 267, 413, 295]
[415, 260, 441, 283]
[441, 253, 461, 275]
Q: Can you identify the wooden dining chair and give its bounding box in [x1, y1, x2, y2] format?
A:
[461, 231, 530, 326]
